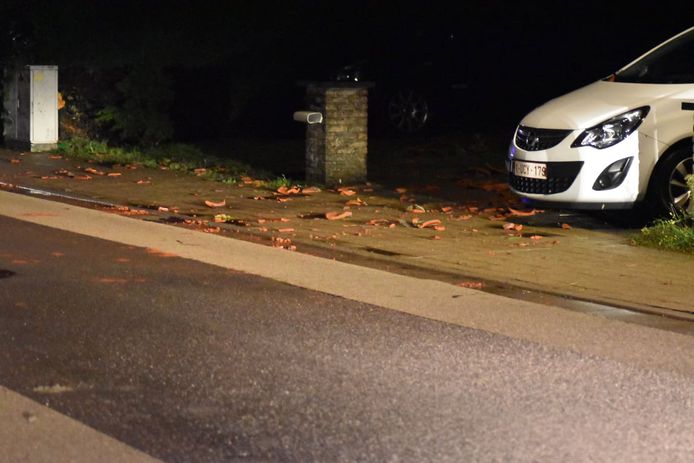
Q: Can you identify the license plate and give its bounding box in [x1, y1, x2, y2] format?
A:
[513, 160, 547, 180]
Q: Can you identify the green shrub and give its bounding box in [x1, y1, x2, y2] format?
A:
[260, 175, 292, 190]
[634, 213, 694, 254]
[56, 137, 284, 186]
[95, 64, 174, 146]
[57, 137, 141, 165]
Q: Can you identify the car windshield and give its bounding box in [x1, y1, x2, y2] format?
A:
[612, 29, 694, 84]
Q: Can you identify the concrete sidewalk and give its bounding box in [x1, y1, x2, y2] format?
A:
[0, 385, 160, 463]
[0, 147, 691, 319]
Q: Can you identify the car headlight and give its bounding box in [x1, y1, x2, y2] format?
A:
[571, 106, 650, 149]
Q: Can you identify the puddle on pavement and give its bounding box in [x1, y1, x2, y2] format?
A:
[299, 213, 330, 220]
[0, 269, 16, 279]
[363, 247, 407, 257]
[517, 210, 643, 231]
[488, 283, 694, 336]
[157, 216, 188, 224]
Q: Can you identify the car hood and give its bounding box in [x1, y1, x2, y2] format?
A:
[521, 80, 684, 129]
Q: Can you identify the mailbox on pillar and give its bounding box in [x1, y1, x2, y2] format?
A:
[3, 65, 59, 152]
[295, 81, 373, 186]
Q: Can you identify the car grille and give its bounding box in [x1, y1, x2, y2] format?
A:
[515, 126, 573, 151]
[509, 161, 583, 194]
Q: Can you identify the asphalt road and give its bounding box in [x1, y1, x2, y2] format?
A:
[2, 215, 694, 462]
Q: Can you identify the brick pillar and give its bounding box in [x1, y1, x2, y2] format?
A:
[304, 82, 371, 186]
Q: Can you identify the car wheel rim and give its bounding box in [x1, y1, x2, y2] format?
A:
[387, 90, 429, 133]
[668, 157, 693, 210]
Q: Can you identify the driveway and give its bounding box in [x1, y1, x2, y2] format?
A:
[0, 137, 690, 320]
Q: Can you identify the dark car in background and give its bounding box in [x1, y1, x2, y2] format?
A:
[322, 26, 565, 136]
[327, 30, 485, 134]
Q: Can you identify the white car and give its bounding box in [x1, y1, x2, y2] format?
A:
[508, 26, 694, 216]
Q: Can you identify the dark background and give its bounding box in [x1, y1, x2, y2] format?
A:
[0, 1, 691, 142]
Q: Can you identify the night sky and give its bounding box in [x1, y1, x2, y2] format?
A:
[1, 1, 692, 138]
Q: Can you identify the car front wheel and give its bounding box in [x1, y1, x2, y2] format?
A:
[648, 144, 693, 216]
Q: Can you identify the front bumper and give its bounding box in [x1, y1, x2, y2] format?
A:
[507, 128, 642, 210]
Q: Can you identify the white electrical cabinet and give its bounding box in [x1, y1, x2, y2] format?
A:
[3, 65, 59, 152]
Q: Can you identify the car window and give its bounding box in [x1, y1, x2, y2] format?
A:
[614, 30, 694, 84]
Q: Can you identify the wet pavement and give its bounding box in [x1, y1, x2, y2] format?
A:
[4, 215, 694, 462]
[0, 144, 691, 320]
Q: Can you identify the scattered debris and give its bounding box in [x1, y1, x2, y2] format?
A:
[11, 259, 39, 265]
[406, 204, 426, 214]
[458, 281, 485, 289]
[84, 167, 105, 176]
[503, 222, 524, 232]
[204, 199, 226, 208]
[213, 214, 234, 223]
[33, 384, 74, 394]
[106, 206, 149, 216]
[368, 219, 398, 228]
[507, 207, 543, 217]
[272, 236, 296, 251]
[338, 187, 357, 196]
[258, 217, 290, 223]
[325, 211, 353, 220]
[277, 185, 301, 195]
[419, 219, 441, 229]
[345, 198, 367, 206]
